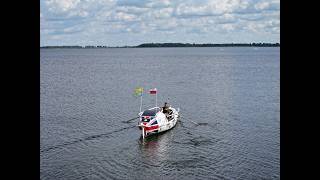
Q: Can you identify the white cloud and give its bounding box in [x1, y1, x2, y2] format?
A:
[144, 7, 173, 19]
[107, 11, 138, 22]
[254, 0, 280, 11]
[44, 0, 115, 18]
[146, 0, 171, 8]
[46, 0, 81, 13]
[255, 2, 270, 10]
[174, 0, 247, 17]
[215, 13, 237, 24]
[116, 6, 149, 15]
[41, 0, 280, 46]
[221, 24, 235, 31]
[116, 0, 150, 7]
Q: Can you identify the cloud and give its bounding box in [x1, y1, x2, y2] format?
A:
[142, 7, 173, 19]
[44, 0, 114, 19]
[173, 0, 251, 18]
[214, 13, 238, 24]
[254, 0, 280, 11]
[107, 11, 138, 22]
[41, 0, 280, 46]
[146, 0, 171, 8]
[116, 6, 149, 15]
[117, 0, 171, 8]
[116, 0, 150, 7]
[46, 0, 80, 12]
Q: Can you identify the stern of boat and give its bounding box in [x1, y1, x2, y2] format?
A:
[138, 122, 159, 139]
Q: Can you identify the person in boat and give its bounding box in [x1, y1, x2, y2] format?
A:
[162, 102, 169, 113]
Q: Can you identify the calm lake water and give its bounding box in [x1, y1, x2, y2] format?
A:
[40, 47, 280, 180]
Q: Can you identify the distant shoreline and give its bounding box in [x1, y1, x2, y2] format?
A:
[40, 43, 280, 49]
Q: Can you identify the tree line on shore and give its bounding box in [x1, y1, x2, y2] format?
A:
[41, 43, 280, 48]
[136, 43, 279, 47]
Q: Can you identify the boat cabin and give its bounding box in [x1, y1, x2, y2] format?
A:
[140, 108, 160, 122]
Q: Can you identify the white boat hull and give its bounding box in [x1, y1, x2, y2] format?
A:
[138, 106, 179, 138]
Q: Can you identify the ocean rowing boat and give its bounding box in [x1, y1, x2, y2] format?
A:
[138, 104, 179, 139]
[134, 87, 179, 139]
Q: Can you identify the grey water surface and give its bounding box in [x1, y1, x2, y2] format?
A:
[40, 47, 280, 180]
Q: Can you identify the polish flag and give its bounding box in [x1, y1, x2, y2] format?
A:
[149, 88, 157, 94]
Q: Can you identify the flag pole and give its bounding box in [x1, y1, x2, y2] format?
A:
[156, 93, 157, 107]
[140, 93, 143, 113]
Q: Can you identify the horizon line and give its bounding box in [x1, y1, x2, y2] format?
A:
[40, 42, 280, 48]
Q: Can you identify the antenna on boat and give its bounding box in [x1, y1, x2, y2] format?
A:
[156, 89, 158, 107]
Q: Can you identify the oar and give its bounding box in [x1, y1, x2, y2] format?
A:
[180, 115, 199, 125]
[185, 119, 200, 126]
[180, 115, 217, 130]
[122, 116, 140, 123]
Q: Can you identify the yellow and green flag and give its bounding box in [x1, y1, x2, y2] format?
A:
[134, 87, 143, 97]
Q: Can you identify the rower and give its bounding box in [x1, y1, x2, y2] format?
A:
[162, 102, 169, 114]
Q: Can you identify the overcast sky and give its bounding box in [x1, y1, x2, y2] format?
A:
[40, 0, 280, 46]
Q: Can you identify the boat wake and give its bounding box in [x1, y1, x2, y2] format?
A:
[40, 124, 137, 153]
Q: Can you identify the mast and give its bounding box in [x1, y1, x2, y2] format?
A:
[156, 92, 157, 107]
[140, 94, 142, 113]
[149, 88, 157, 108]
[135, 87, 144, 113]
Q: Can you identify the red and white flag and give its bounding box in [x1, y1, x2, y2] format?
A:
[149, 88, 157, 94]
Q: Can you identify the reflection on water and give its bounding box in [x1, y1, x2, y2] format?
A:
[139, 128, 175, 167]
